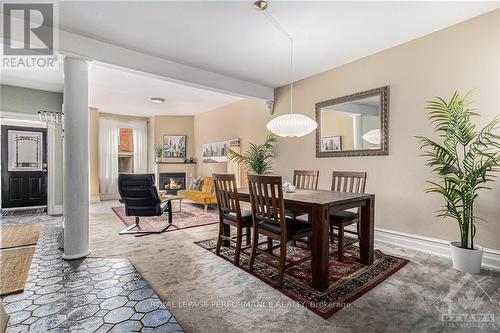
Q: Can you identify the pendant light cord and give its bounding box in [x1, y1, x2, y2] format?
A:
[262, 9, 294, 115]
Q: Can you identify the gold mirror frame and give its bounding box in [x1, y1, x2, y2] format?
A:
[315, 86, 389, 157]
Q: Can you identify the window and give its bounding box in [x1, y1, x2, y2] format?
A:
[118, 128, 134, 173]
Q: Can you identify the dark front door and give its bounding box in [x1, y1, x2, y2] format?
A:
[1, 125, 48, 208]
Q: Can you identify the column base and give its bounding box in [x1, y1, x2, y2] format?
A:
[62, 251, 90, 260]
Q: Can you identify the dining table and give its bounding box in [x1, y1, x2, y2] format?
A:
[235, 188, 375, 292]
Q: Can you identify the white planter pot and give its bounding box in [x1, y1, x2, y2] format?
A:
[450, 241, 483, 274]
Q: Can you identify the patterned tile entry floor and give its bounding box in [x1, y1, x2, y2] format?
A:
[1, 213, 183, 333]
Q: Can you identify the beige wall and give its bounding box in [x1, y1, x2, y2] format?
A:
[147, 116, 155, 172]
[89, 108, 100, 201]
[194, 10, 500, 250]
[321, 111, 354, 149]
[154, 116, 195, 162]
[194, 99, 271, 180]
[99, 112, 149, 122]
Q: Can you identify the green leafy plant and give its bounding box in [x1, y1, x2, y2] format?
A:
[154, 144, 163, 158]
[228, 133, 278, 175]
[417, 92, 500, 249]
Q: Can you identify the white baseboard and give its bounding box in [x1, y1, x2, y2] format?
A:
[89, 196, 101, 204]
[374, 227, 500, 271]
[99, 194, 120, 201]
[49, 205, 64, 215]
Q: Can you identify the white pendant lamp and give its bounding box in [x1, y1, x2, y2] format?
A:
[362, 129, 381, 145]
[266, 114, 318, 138]
[255, 1, 318, 138]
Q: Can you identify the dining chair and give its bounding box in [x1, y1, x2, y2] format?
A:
[213, 173, 252, 266]
[290, 170, 319, 217]
[330, 171, 367, 262]
[292, 170, 319, 190]
[288, 170, 320, 218]
[290, 170, 319, 248]
[247, 175, 313, 287]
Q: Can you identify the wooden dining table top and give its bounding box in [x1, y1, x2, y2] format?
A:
[237, 187, 373, 206]
[234, 186, 375, 291]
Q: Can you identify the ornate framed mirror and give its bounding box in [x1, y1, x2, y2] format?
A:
[315, 86, 389, 157]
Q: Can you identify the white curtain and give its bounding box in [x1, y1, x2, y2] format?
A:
[99, 118, 119, 196]
[131, 120, 148, 173]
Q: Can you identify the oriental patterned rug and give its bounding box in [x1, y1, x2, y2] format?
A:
[195, 238, 408, 319]
[112, 202, 219, 236]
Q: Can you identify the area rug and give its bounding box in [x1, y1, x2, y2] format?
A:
[195, 238, 409, 319]
[1, 224, 42, 249]
[112, 202, 219, 236]
[0, 246, 36, 296]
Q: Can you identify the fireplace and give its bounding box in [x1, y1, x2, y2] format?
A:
[158, 172, 186, 195]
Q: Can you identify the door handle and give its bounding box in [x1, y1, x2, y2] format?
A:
[42, 163, 48, 174]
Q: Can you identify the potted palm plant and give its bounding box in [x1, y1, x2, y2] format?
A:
[417, 92, 500, 273]
[227, 133, 278, 175]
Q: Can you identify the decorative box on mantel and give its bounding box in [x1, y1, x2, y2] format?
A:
[153, 162, 196, 191]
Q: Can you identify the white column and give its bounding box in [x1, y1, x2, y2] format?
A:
[62, 56, 90, 260]
[352, 114, 363, 149]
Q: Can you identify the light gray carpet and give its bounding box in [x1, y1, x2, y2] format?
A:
[90, 200, 500, 333]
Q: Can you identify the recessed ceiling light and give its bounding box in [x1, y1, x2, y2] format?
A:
[254, 0, 268, 11]
[149, 97, 165, 104]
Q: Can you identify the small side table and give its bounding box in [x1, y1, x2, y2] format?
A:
[159, 192, 183, 213]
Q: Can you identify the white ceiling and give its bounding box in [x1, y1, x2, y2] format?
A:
[89, 64, 242, 116]
[58, 1, 500, 88]
[0, 63, 242, 117]
[1, 67, 63, 92]
[2, 1, 499, 116]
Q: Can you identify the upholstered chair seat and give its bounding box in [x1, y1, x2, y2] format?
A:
[223, 210, 253, 223]
[258, 218, 312, 236]
[329, 210, 358, 223]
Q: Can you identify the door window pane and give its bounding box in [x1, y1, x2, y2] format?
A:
[8, 130, 43, 171]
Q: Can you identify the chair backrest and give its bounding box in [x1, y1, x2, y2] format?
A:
[118, 173, 161, 217]
[247, 175, 287, 235]
[200, 176, 215, 193]
[293, 170, 319, 190]
[213, 173, 242, 219]
[331, 171, 367, 194]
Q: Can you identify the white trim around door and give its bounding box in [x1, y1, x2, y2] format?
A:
[0, 111, 56, 213]
[46, 121, 58, 215]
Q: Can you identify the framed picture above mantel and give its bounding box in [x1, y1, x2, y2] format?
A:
[202, 138, 240, 163]
[163, 135, 186, 158]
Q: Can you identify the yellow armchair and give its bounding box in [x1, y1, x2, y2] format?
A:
[178, 176, 217, 211]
